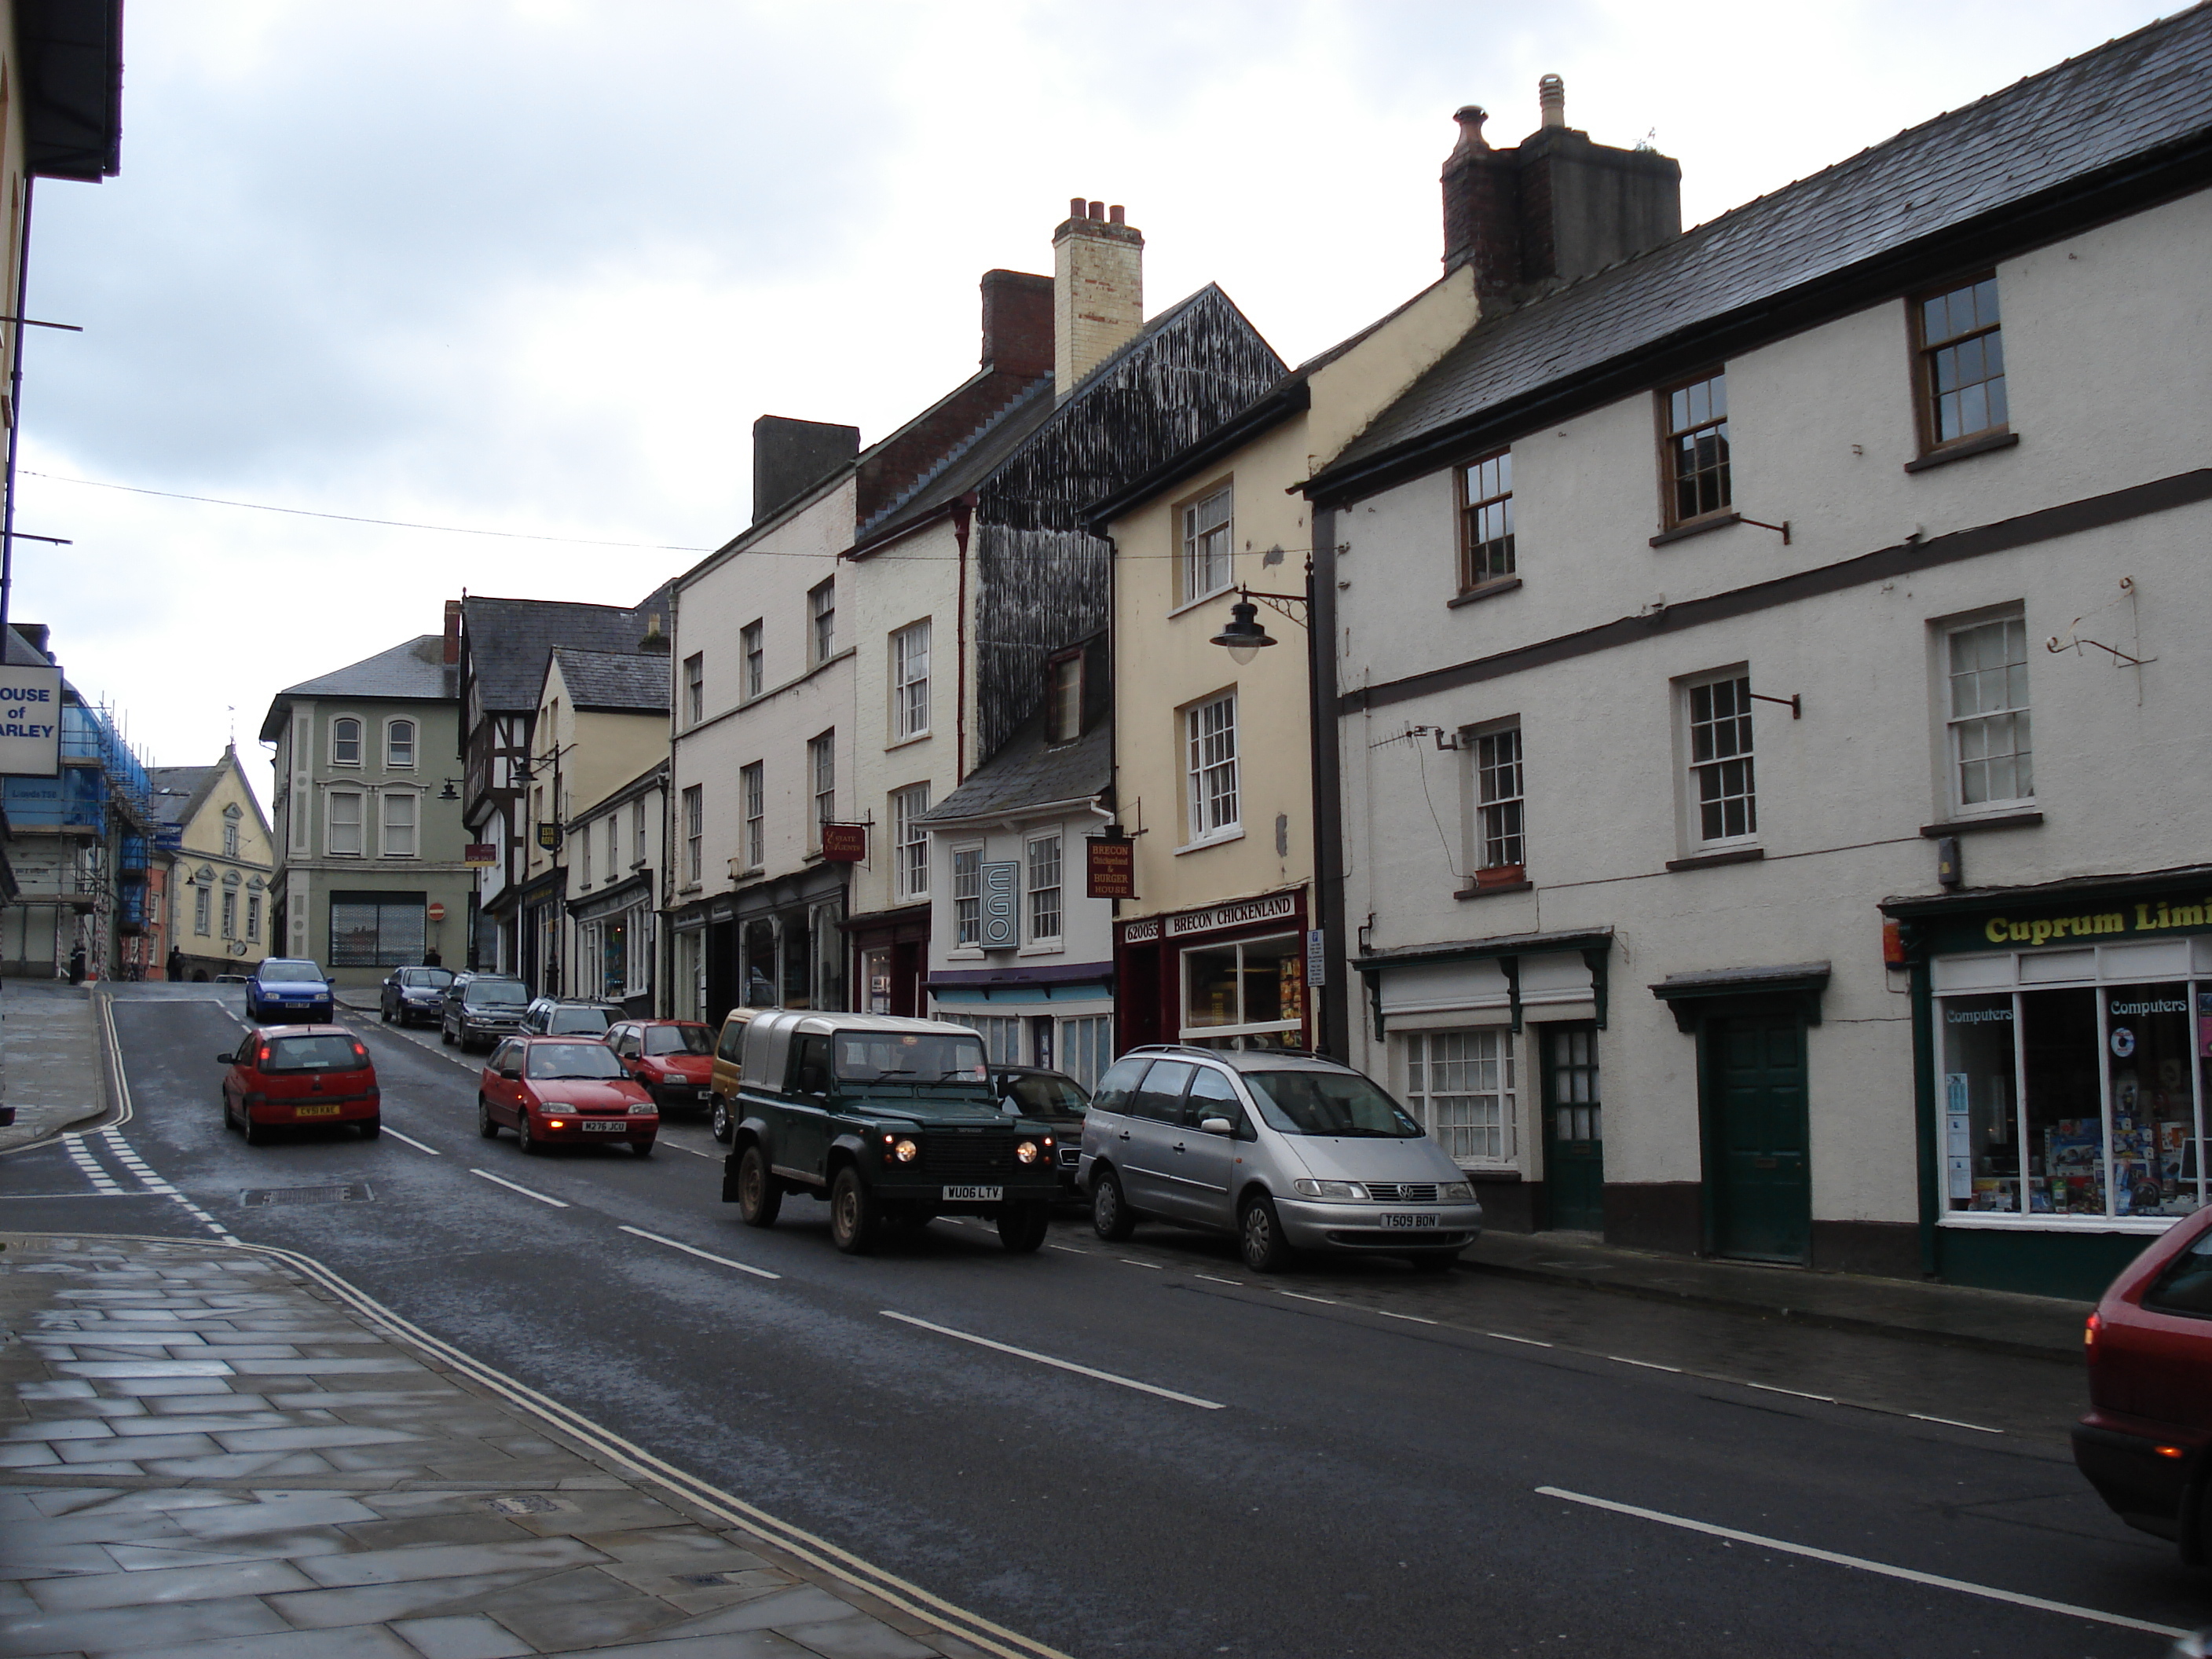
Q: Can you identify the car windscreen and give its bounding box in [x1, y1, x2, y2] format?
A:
[1240, 1070, 1425, 1138]
[2144, 1225, 2212, 1318]
[401, 969, 453, 987]
[545, 1007, 613, 1034]
[259, 1035, 364, 1073]
[644, 1025, 712, 1056]
[465, 980, 530, 1006]
[834, 1031, 987, 1084]
[259, 961, 324, 987]
[1002, 1075, 1087, 1116]
[525, 1042, 628, 1081]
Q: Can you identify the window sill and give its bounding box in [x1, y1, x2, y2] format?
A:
[1168, 585, 1236, 621]
[1174, 829, 1245, 856]
[949, 947, 986, 961]
[1447, 577, 1522, 610]
[1455, 879, 1533, 902]
[1649, 511, 1741, 548]
[1904, 430, 2018, 474]
[885, 731, 931, 753]
[1920, 809, 2042, 837]
[1665, 846, 1765, 873]
[1016, 942, 1064, 958]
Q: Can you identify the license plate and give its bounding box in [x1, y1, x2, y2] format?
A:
[292, 1104, 342, 1118]
[1379, 1213, 1438, 1229]
[580, 1119, 628, 1133]
[943, 1185, 1003, 1202]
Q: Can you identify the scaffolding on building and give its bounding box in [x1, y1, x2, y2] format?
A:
[3, 689, 156, 977]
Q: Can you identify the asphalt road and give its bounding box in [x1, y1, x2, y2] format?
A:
[5, 982, 2207, 1657]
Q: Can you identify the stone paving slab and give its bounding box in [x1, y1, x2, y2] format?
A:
[0, 1235, 1006, 1659]
[0, 983, 108, 1154]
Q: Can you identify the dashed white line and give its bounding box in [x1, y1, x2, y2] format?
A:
[1194, 1273, 1244, 1287]
[665, 1141, 717, 1159]
[1608, 1355, 1682, 1373]
[1744, 1381, 1836, 1404]
[880, 1311, 1226, 1410]
[1536, 1486, 2187, 1640]
[1485, 1331, 1553, 1347]
[468, 1167, 569, 1207]
[1118, 1258, 1161, 1269]
[1375, 1309, 1437, 1325]
[1047, 1243, 1086, 1254]
[379, 1126, 441, 1156]
[1909, 1412, 2004, 1434]
[617, 1225, 780, 1280]
[1276, 1291, 1342, 1306]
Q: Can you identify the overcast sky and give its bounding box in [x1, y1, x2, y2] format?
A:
[13, 0, 2170, 801]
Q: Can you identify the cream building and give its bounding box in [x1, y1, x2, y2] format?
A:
[150, 748, 273, 980]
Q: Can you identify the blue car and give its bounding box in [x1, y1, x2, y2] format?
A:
[246, 958, 335, 1024]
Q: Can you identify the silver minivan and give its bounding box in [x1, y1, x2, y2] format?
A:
[1079, 1046, 1482, 1273]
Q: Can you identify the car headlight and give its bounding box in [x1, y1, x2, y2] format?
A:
[1293, 1178, 1369, 1200]
[892, 1137, 918, 1163]
[1441, 1181, 1474, 1202]
[1016, 1140, 1040, 1165]
[628, 1102, 656, 1115]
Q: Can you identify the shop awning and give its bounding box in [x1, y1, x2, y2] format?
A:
[1351, 926, 1613, 1037]
[1650, 961, 1831, 1032]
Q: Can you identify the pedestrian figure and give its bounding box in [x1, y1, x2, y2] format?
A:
[68, 945, 86, 985]
[423, 946, 441, 966]
[166, 946, 184, 983]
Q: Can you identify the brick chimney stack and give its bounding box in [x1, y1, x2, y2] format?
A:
[1053, 198, 1143, 401]
[443, 599, 462, 665]
[980, 269, 1053, 378]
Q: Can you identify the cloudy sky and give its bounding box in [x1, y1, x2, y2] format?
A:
[13, 0, 2169, 800]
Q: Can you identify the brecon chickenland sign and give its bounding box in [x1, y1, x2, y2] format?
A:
[1122, 891, 1299, 946]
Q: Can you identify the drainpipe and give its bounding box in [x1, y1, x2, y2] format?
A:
[953, 492, 976, 783]
[1, 175, 35, 639]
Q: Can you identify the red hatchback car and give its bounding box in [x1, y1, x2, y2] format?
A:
[478, 1035, 657, 1156]
[605, 1020, 715, 1116]
[2073, 1203, 2212, 1565]
[218, 1027, 380, 1144]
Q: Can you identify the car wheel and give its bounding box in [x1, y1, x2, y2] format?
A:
[998, 1201, 1050, 1254]
[222, 1091, 238, 1133]
[243, 1113, 269, 1148]
[516, 1113, 538, 1156]
[1091, 1167, 1137, 1241]
[1240, 1192, 1295, 1273]
[632, 1137, 654, 1159]
[710, 1095, 733, 1143]
[1406, 1251, 1457, 1273]
[829, 1166, 879, 1255]
[379, 1003, 392, 1024]
[359, 1116, 381, 1141]
[737, 1144, 782, 1228]
[477, 1096, 500, 1139]
[441, 1023, 455, 1046]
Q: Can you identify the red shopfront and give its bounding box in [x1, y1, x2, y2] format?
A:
[1115, 888, 1311, 1053]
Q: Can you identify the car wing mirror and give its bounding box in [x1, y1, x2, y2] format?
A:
[1198, 1116, 1235, 1136]
[499, 1066, 522, 1080]
[216, 1052, 235, 1065]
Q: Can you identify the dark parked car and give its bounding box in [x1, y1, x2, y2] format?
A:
[477, 1035, 657, 1156]
[218, 1026, 379, 1144]
[993, 1065, 1090, 1196]
[379, 965, 455, 1027]
[2074, 1203, 2212, 1565]
[520, 997, 625, 1037]
[244, 959, 334, 1025]
[441, 974, 529, 1052]
[606, 1020, 716, 1115]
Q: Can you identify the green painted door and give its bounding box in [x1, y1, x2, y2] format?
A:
[1708, 1013, 1811, 1262]
[1542, 1025, 1606, 1232]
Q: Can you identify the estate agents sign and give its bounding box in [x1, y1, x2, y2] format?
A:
[0, 665, 61, 776]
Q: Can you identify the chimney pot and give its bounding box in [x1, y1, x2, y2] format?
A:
[1108, 204, 1124, 225]
[1450, 104, 1490, 157]
[1087, 200, 1104, 219]
[1053, 199, 1144, 401]
[1539, 74, 1566, 128]
[1069, 195, 1085, 218]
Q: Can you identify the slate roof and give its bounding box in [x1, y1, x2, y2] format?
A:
[463, 583, 675, 713]
[918, 712, 1109, 824]
[1313, 5, 2212, 497]
[146, 764, 214, 829]
[550, 647, 669, 714]
[4, 625, 53, 666]
[269, 635, 452, 705]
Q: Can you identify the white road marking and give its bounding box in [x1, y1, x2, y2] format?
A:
[617, 1225, 781, 1280]
[468, 1167, 569, 1207]
[1375, 1309, 1437, 1325]
[379, 1126, 441, 1156]
[665, 1141, 716, 1159]
[1535, 1486, 2188, 1640]
[880, 1311, 1225, 1411]
[1276, 1291, 1341, 1306]
[1047, 1244, 1086, 1254]
[1194, 1273, 1244, 1287]
[1485, 1331, 1552, 1347]
[1608, 1355, 1682, 1373]
[1742, 1381, 1835, 1404]
[64, 1137, 123, 1194]
[1909, 1412, 2004, 1434]
[1118, 1258, 1161, 1269]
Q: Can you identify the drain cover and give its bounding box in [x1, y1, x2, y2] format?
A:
[484, 1493, 569, 1515]
[240, 1184, 374, 1207]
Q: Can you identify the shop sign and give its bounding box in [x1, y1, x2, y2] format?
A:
[821, 823, 868, 862]
[1167, 892, 1299, 939]
[1086, 837, 1135, 899]
[1122, 917, 1161, 945]
[464, 842, 499, 867]
[535, 822, 559, 850]
[0, 665, 61, 777]
[980, 860, 1018, 947]
[1976, 892, 2212, 949]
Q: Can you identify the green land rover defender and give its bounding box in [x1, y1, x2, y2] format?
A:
[719, 1011, 1060, 1254]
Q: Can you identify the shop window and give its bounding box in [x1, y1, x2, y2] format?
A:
[1941, 994, 2020, 1213]
[942, 1012, 1021, 1064]
[742, 917, 778, 1008]
[1027, 834, 1061, 942]
[1181, 932, 1305, 1047]
[1946, 617, 2031, 809]
[1683, 672, 1756, 847]
[1058, 1014, 1112, 1090]
[1660, 370, 1730, 526]
[329, 896, 426, 967]
[1404, 1028, 1515, 1165]
[953, 848, 982, 946]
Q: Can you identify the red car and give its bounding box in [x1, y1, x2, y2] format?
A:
[478, 1035, 657, 1156]
[218, 1027, 380, 1144]
[2073, 1203, 2212, 1564]
[606, 1020, 716, 1116]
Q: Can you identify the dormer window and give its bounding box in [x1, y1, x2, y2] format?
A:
[1046, 652, 1082, 744]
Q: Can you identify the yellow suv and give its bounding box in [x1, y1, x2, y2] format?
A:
[707, 1008, 757, 1143]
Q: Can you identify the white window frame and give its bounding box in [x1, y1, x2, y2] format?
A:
[1184, 690, 1240, 844]
[892, 783, 929, 901]
[1404, 1027, 1517, 1167]
[891, 621, 931, 742]
[940, 1012, 1021, 1064]
[331, 717, 362, 768]
[1057, 1014, 1112, 1090]
[220, 888, 237, 940]
[222, 817, 240, 859]
[952, 845, 983, 947]
[1682, 670, 1758, 850]
[682, 785, 703, 884]
[742, 621, 764, 699]
[809, 731, 835, 842]
[328, 789, 364, 857]
[809, 580, 836, 665]
[245, 894, 261, 943]
[683, 654, 705, 725]
[381, 791, 419, 859]
[192, 884, 211, 935]
[580, 819, 592, 886]
[386, 719, 416, 769]
[1026, 833, 1062, 943]
[1046, 653, 1083, 744]
[1181, 484, 1232, 606]
[1945, 613, 2032, 814]
[1472, 723, 1525, 873]
[632, 798, 646, 869]
[741, 763, 765, 872]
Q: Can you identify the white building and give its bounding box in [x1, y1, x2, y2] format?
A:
[1301, 16, 2212, 1298]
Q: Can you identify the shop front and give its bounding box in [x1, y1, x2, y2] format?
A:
[1116, 888, 1311, 1053]
[846, 903, 929, 1018]
[572, 874, 653, 1015]
[928, 964, 1116, 1086]
[732, 865, 848, 1020]
[1887, 867, 2212, 1299]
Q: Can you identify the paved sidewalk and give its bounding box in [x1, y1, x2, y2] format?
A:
[0, 983, 107, 1155]
[1463, 1227, 2095, 1361]
[0, 1232, 998, 1659]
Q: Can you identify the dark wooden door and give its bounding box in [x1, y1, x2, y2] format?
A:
[1542, 1025, 1606, 1231]
[1708, 1013, 1811, 1262]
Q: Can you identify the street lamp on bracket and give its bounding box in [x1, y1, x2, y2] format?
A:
[1208, 584, 1309, 664]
